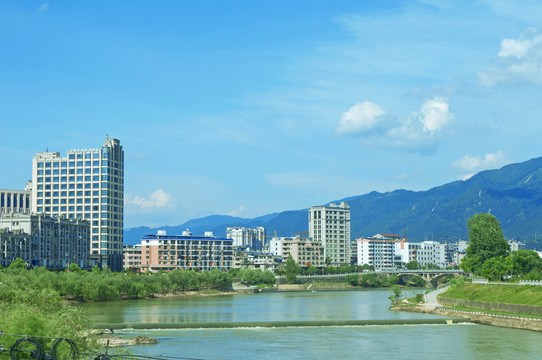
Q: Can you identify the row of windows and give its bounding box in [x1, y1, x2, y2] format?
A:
[36, 190, 122, 198]
[37, 175, 123, 183]
[36, 208, 124, 218]
[35, 183, 124, 192]
[37, 159, 122, 168]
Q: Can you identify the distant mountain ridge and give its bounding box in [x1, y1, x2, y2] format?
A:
[124, 157, 542, 250]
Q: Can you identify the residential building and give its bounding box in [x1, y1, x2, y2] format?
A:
[308, 202, 351, 266]
[139, 230, 233, 272]
[416, 241, 447, 268]
[0, 212, 90, 268]
[31, 137, 124, 270]
[269, 236, 285, 256]
[508, 239, 526, 251]
[357, 234, 405, 269]
[282, 238, 324, 268]
[226, 226, 266, 250]
[123, 244, 142, 271]
[0, 189, 31, 215]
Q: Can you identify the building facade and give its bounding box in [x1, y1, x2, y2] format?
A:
[308, 202, 351, 265]
[357, 234, 405, 269]
[123, 244, 142, 271]
[31, 137, 124, 270]
[226, 226, 266, 250]
[139, 230, 233, 272]
[0, 212, 91, 268]
[282, 238, 325, 268]
[0, 189, 31, 215]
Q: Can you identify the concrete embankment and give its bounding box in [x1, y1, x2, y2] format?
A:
[433, 308, 542, 332]
[277, 283, 353, 291]
[96, 318, 469, 330]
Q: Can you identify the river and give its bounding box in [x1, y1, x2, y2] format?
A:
[84, 290, 542, 359]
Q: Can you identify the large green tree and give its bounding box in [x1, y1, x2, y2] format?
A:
[461, 213, 509, 274]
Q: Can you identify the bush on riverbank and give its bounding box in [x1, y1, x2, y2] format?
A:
[0, 260, 97, 353]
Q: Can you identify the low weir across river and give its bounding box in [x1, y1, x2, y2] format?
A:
[85, 287, 540, 360]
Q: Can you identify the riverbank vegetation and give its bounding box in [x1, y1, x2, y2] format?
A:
[443, 281, 542, 306]
[460, 213, 542, 281]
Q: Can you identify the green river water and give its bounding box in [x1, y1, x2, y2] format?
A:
[83, 290, 542, 359]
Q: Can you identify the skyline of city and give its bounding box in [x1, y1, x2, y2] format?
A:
[2, 1, 542, 229]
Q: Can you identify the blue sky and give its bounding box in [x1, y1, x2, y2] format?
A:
[2, 0, 542, 228]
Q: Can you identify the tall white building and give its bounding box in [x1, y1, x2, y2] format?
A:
[309, 202, 351, 266]
[226, 226, 266, 250]
[31, 137, 124, 270]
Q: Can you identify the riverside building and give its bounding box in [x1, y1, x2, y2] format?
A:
[308, 202, 351, 266]
[226, 226, 267, 251]
[139, 230, 233, 272]
[0, 212, 91, 268]
[31, 137, 124, 270]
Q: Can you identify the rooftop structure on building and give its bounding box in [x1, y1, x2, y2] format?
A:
[308, 202, 351, 266]
[0, 189, 31, 215]
[31, 137, 124, 271]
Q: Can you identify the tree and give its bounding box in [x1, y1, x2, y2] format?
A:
[461, 213, 509, 274]
[284, 255, 301, 284]
[508, 250, 542, 276]
[405, 261, 419, 270]
[480, 256, 508, 281]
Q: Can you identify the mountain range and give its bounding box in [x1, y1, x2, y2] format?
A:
[124, 156, 542, 250]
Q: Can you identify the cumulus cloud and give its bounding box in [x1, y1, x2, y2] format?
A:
[452, 151, 508, 178]
[347, 97, 454, 152]
[479, 28, 542, 86]
[335, 101, 387, 136]
[37, 3, 49, 12]
[129, 189, 174, 209]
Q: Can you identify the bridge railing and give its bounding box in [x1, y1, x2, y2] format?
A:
[276, 269, 464, 279]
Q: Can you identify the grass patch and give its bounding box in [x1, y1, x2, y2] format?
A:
[442, 283, 542, 306]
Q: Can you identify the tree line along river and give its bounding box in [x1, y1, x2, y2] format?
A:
[84, 290, 542, 360]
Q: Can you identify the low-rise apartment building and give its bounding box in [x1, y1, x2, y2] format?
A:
[0, 212, 91, 268]
[138, 230, 233, 272]
[282, 238, 324, 268]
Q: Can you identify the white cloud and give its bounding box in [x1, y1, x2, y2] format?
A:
[37, 3, 49, 12]
[479, 27, 542, 86]
[452, 151, 508, 176]
[129, 189, 174, 209]
[227, 205, 248, 217]
[349, 97, 455, 152]
[335, 101, 387, 136]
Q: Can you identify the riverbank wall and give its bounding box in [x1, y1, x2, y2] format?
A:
[437, 296, 542, 315]
[434, 308, 542, 332]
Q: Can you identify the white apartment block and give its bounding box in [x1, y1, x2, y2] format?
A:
[269, 236, 285, 256]
[226, 226, 266, 250]
[357, 234, 405, 269]
[309, 202, 351, 266]
[415, 241, 447, 268]
[0, 212, 91, 268]
[31, 137, 124, 270]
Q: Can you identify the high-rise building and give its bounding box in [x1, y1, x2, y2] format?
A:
[226, 226, 266, 250]
[31, 137, 124, 270]
[308, 202, 351, 266]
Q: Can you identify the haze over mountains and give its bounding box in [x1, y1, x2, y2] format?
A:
[125, 157, 542, 250]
